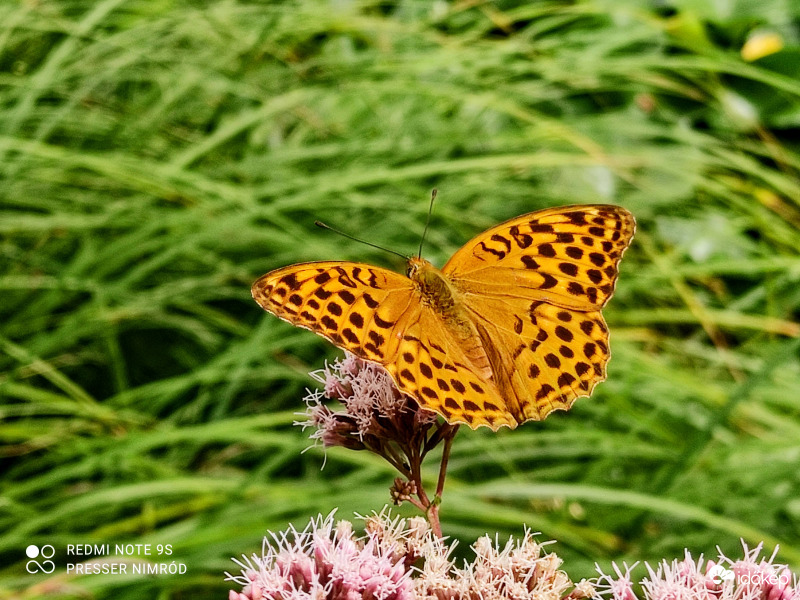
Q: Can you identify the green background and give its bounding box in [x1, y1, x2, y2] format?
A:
[2, 0, 800, 598]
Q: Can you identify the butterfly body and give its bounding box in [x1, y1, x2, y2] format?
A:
[408, 257, 496, 382]
[253, 204, 635, 430]
[408, 257, 457, 312]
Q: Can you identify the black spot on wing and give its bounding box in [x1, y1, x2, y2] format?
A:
[567, 281, 584, 295]
[478, 241, 507, 260]
[522, 256, 540, 269]
[514, 316, 523, 334]
[536, 384, 555, 399]
[363, 293, 379, 308]
[555, 325, 573, 342]
[509, 225, 533, 248]
[374, 314, 394, 329]
[283, 273, 301, 290]
[558, 373, 576, 387]
[558, 263, 578, 276]
[451, 380, 466, 393]
[491, 234, 511, 251]
[545, 353, 561, 368]
[538, 243, 556, 258]
[540, 273, 557, 289]
[463, 400, 481, 412]
[400, 369, 416, 383]
[566, 246, 583, 259]
[589, 252, 606, 266]
[567, 211, 587, 225]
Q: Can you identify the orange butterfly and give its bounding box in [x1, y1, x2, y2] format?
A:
[252, 205, 635, 430]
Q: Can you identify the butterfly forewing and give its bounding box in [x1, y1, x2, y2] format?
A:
[251, 262, 420, 365]
[443, 205, 635, 310]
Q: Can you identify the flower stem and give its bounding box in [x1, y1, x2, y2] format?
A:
[427, 424, 458, 538]
[404, 422, 459, 539]
[435, 424, 459, 499]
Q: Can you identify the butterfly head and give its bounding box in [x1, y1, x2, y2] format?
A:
[406, 256, 430, 279]
[407, 257, 456, 311]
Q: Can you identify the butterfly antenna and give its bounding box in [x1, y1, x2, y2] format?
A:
[418, 188, 438, 259]
[315, 221, 408, 261]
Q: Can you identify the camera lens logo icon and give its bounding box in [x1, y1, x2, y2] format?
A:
[26, 545, 56, 574]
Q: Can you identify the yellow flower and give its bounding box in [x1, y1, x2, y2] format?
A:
[741, 32, 784, 62]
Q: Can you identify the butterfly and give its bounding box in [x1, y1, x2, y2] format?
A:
[252, 204, 635, 430]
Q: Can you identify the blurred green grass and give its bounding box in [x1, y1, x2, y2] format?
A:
[2, 0, 800, 598]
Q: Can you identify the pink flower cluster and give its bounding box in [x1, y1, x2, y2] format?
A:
[296, 352, 458, 537]
[227, 510, 592, 600]
[226, 511, 414, 600]
[417, 529, 594, 600]
[595, 542, 799, 600]
[298, 352, 437, 450]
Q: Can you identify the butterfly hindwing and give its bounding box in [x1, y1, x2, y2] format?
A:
[251, 262, 419, 365]
[387, 310, 517, 430]
[468, 299, 611, 422]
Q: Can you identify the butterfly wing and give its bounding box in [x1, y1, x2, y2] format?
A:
[442, 204, 635, 423]
[386, 308, 517, 430]
[467, 298, 612, 421]
[443, 205, 635, 310]
[252, 260, 516, 428]
[252, 262, 421, 365]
